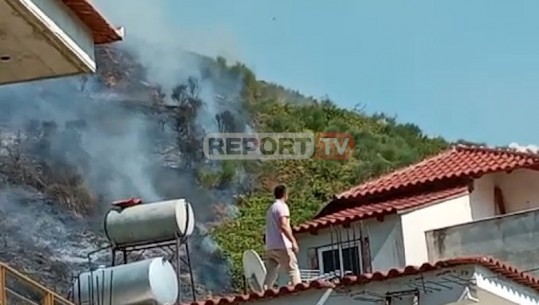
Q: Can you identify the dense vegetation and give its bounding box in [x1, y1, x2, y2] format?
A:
[210, 58, 449, 289]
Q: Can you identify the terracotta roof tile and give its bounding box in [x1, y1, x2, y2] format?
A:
[183, 281, 333, 305]
[61, 0, 123, 44]
[184, 256, 539, 305]
[341, 256, 539, 291]
[311, 145, 539, 220]
[293, 185, 469, 233]
[337, 145, 539, 202]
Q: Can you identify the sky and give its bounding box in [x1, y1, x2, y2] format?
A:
[161, 0, 539, 146]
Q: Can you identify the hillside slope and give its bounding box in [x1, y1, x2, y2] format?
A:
[0, 45, 448, 299]
[211, 65, 448, 288]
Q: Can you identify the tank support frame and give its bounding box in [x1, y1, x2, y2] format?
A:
[110, 236, 196, 303]
[82, 235, 197, 304]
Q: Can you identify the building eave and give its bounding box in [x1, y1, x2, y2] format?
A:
[61, 0, 124, 44]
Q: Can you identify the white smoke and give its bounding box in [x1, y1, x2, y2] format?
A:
[92, 0, 243, 117]
[0, 80, 162, 201]
[508, 142, 539, 153]
[0, 0, 249, 295]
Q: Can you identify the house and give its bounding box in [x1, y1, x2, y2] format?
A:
[292, 145, 539, 277]
[0, 0, 124, 85]
[186, 256, 539, 305]
[186, 144, 539, 305]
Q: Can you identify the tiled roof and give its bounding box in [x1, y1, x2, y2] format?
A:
[183, 281, 333, 305]
[293, 184, 469, 233]
[340, 256, 539, 290]
[184, 256, 539, 305]
[314, 145, 539, 219]
[61, 0, 123, 44]
[337, 145, 539, 202]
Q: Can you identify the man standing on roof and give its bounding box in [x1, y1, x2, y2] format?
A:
[263, 184, 302, 289]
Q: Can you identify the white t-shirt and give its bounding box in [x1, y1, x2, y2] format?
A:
[265, 199, 293, 250]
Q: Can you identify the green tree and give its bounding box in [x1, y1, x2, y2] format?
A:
[211, 60, 449, 289]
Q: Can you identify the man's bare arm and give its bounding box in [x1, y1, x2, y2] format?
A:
[279, 216, 297, 245]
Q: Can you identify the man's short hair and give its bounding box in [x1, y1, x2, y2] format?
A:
[274, 184, 287, 199]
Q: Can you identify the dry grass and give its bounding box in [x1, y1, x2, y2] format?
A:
[0, 130, 97, 214]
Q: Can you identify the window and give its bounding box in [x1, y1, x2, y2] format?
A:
[317, 242, 362, 276]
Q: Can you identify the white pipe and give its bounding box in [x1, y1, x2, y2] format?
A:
[315, 288, 333, 305]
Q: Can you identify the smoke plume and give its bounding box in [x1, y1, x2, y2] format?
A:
[508, 142, 539, 153]
[92, 0, 243, 112]
[0, 0, 252, 298]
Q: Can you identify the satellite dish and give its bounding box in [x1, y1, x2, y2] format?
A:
[242, 250, 267, 293]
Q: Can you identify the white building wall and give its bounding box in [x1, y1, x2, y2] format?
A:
[366, 215, 406, 271]
[400, 194, 473, 266]
[466, 169, 539, 218]
[493, 169, 539, 213]
[296, 215, 405, 274]
[470, 174, 496, 218]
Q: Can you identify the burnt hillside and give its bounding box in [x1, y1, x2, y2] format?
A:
[0, 45, 256, 300]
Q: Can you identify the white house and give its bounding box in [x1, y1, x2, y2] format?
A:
[187, 145, 539, 305]
[186, 256, 539, 305]
[0, 0, 123, 85]
[292, 145, 539, 276]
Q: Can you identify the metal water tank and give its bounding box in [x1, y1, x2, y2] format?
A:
[72, 257, 178, 305]
[104, 198, 195, 247]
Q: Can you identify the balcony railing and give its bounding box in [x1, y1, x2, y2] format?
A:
[425, 206, 539, 274]
[0, 262, 73, 305]
[300, 269, 353, 282]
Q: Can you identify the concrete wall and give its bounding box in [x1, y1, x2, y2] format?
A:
[400, 194, 472, 266]
[426, 207, 539, 275]
[296, 214, 405, 275]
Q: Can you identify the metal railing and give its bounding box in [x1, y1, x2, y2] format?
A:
[300, 269, 321, 282]
[301, 269, 354, 282]
[0, 262, 74, 305]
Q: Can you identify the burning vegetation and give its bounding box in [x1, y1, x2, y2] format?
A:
[0, 45, 251, 299]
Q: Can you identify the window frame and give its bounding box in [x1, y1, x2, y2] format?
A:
[316, 241, 362, 276]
